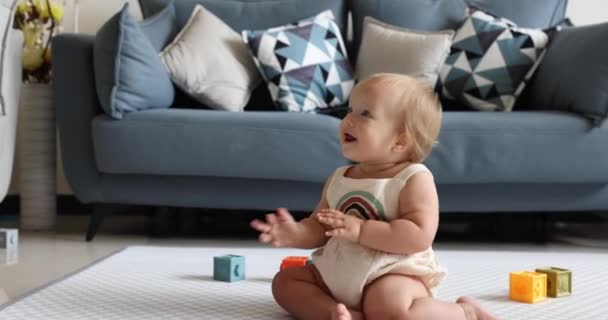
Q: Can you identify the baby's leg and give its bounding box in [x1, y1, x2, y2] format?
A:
[362, 274, 498, 320]
[272, 265, 362, 320]
[361, 274, 430, 319]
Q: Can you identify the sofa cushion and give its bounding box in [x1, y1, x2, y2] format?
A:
[425, 111, 608, 184]
[92, 109, 349, 183]
[94, 2, 174, 119]
[518, 23, 608, 126]
[439, 8, 549, 111]
[466, 0, 568, 29]
[160, 4, 260, 112]
[139, 0, 347, 37]
[242, 10, 354, 113]
[138, 0, 177, 51]
[355, 17, 454, 86]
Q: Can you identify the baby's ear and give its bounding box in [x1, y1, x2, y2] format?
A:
[392, 132, 411, 153]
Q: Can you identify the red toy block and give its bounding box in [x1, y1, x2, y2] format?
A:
[280, 256, 309, 270]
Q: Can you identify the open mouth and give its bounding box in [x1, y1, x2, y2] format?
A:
[344, 133, 357, 143]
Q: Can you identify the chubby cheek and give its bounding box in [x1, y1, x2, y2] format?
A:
[339, 122, 347, 136]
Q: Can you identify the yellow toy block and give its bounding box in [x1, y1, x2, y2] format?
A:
[535, 267, 572, 297]
[509, 271, 547, 303]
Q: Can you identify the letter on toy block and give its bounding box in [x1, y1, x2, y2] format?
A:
[509, 271, 547, 303]
[0, 229, 18, 250]
[214, 255, 245, 282]
[535, 267, 572, 297]
[280, 256, 309, 270]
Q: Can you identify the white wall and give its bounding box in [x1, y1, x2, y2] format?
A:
[61, 0, 142, 34]
[57, 0, 608, 34]
[567, 0, 608, 25]
[7, 0, 608, 196]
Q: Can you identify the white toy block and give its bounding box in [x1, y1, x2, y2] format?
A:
[0, 248, 17, 265]
[0, 229, 18, 250]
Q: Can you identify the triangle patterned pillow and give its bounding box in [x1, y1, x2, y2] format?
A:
[439, 8, 549, 111]
[242, 10, 354, 113]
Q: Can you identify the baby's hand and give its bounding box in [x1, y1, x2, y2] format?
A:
[317, 209, 363, 243]
[250, 208, 300, 247]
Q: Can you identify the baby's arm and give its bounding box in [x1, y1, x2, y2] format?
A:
[358, 171, 439, 255]
[290, 176, 333, 249]
[251, 177, 332, 249]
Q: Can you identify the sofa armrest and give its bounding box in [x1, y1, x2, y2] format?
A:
[52, 34, 103, 203]
[0, 30, 23, 200]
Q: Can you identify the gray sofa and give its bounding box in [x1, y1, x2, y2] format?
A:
[0, 2, 22, 202]
[53, 0, 608, 241]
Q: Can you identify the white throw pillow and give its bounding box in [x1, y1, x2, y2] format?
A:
[356, 17, 454, 87]
[160, 4, 260, 111]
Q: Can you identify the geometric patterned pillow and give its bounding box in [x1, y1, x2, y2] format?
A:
[242, 11, 354, 113]
[439, 8, 549, 111]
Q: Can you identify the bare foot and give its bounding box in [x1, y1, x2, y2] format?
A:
[331, 303, 364, 320]
[456, 296, 499, 320]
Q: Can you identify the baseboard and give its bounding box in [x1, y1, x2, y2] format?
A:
[0, 195, 92, 215]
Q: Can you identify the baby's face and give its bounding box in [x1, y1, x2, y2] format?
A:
[340, 83, 406, 163]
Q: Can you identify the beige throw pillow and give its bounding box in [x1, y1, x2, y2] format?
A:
[356, 17, 454, 87]
[160, 4, 260, 111]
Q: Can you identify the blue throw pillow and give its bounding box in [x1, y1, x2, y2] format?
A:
[94, 2, 175, 119]
[242, 10, 354, 113]
[439, 8, 549, 112]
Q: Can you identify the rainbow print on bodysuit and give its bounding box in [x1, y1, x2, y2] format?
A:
[337, 191, 387, 221]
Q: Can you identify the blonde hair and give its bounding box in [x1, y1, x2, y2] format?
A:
[357, 73, 442, 162]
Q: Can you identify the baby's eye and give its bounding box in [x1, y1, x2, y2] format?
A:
[361, 110, 372, 118]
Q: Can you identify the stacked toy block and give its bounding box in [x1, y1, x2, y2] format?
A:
[535, 267, 572, 297]
[509, 266, 572, 303]
[0, 228, 18, 265]
[0, 228, 18, 250]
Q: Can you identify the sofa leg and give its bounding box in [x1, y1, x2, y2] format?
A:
[86, 204, 110, 242]
[534, 213, 549, 244]
[149, 206, 175, 237]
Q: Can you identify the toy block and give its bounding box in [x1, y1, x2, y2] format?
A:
[0, 248, 17, 265]
[280, 256, 309, 270]
[214, 255, 245, 282]
[510, 271, 547, 303]
[0, 229, 18, 250]
[535, 267, 572, 297]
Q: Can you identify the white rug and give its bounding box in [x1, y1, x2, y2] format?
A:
[0, 246, 606, 320]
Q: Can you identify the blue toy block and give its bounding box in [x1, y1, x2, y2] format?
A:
[214, 255, 245, 282]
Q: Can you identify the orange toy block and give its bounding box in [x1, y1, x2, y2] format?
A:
[509, 271, 547, 303]
[280, 256, 309, 270]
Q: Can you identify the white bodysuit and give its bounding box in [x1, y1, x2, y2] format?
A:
[312, 163, 447, 309]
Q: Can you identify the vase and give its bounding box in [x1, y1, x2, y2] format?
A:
[18, 83, 56, 231]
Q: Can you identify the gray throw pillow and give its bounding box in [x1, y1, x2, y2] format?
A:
[350, 0, 466, 59]
[160, 4, 260, 112]
[356, 17, 454, 87]
[521, 23, 608, 126]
